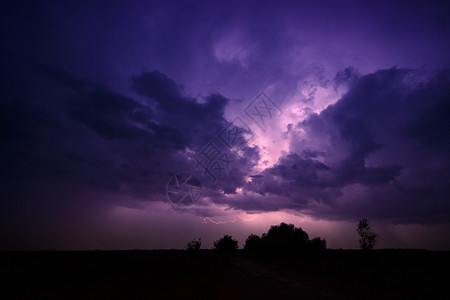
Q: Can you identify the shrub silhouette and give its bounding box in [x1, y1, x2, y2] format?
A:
[357, 218, 378, 250]
[244, 234, 262, 254]
[213, 235, 238, 254]
[264, 223, 308, 254]
[244, 222, 326, 256]
[185, 238, 201, 251]
[308, 237, 327, 253]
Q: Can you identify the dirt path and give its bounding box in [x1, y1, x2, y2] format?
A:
[214, 256, 339, 299]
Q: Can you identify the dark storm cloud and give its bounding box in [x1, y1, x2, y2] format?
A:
[131, 71, 230, 148]
[235, 68, 450, 224]
[130, 70, 262, 195]
[0, 65, 259, 212]
[333, 67, 360, 91]
[1, 0, 450, 251]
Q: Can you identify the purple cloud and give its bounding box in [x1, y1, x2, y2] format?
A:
[232, 68, 450, 224]
[1, 0, 450, 250]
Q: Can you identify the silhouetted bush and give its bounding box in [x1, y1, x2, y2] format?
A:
[357, 218, 378, 251]
[213, 235, 238, 254]
[244, 222, 327, 256]
[185, 238, 201, 251]
[265, 223, 307, 254]
[307, 237, 327, 253]
[244, 234, 262, 254]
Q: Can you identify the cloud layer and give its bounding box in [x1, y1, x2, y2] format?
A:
[239, 68, 450, 224]
[2, 64, 449, 226]
[1, 0, 450, 250]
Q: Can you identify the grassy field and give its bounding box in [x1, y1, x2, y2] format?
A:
[2, 249, 449, 299]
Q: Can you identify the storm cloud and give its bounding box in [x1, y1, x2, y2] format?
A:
[1, 0, 450, 250]
[238, 68, 450, 224]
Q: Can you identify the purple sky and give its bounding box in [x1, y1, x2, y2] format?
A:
[1, 0, 450, 250]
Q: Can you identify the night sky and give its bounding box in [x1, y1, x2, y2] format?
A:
[1, 0, 450, 250]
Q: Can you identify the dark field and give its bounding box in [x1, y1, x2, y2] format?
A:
[2, 249, 449, 299]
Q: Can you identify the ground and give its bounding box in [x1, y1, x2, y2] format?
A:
[2, 249, 449, 299]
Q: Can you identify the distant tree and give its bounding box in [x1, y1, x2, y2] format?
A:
[213, 235, 238, 253]
[357, 218, 378, 250]
[262, 222, 310, 255]
[308, 237, 327, 253]
[244, 223, 327, 257]
[244, 234, 262, 254]
[185, 238, 201, 251]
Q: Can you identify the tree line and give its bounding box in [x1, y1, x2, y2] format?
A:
[186, 219, 378, 254]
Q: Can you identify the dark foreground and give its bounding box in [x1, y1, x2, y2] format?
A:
[2, 249, 449, 299]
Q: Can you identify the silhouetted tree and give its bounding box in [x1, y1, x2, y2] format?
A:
[185, 238, 201, 251]
[244, 222, 327, 257]
[307, 237, 327, 253]
[357, 218, 378, 250]
[262, 223, 309, 255]
[213, 235, 238, 254]
[244, 234, 262, 254]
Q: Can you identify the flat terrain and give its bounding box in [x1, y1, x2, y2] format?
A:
[2, 249, 449, 299]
